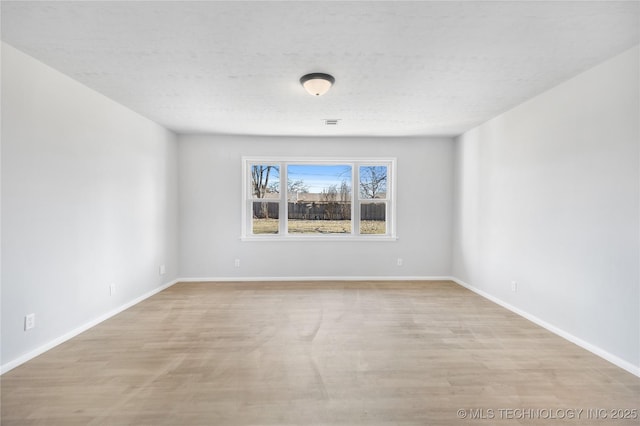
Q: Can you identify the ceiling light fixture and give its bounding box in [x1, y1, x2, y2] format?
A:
[300, 73, 335, 96]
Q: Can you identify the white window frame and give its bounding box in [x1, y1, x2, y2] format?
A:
[241, 157, 397, 241]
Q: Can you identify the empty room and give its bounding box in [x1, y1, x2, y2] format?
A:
[1, 1, 639, 424]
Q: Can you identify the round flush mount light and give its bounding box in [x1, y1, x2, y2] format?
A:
[300, 73, 335, 96]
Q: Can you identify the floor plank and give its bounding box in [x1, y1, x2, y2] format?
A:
[2, 281, 638, 425]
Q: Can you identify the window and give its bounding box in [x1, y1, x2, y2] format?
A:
[242, 158, 396, 240]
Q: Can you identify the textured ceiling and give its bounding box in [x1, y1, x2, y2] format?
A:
[2, 1, 639, 137]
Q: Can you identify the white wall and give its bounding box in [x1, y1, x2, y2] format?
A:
[1, 43, 179, 369]
[178, 135, 454, 279]
[452, 46, 640, 371]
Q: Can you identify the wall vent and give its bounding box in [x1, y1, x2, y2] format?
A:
[324, 119, 340, 125]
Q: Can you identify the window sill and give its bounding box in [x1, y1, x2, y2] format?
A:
[240, 235, 398, 242]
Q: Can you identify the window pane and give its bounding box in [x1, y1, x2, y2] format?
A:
[287, 164, 352, 234]
[250, 165, 279, 199]
[360, 202, 386, 234]
[252, 202, 279, 234]
[359, 165, 388, 199]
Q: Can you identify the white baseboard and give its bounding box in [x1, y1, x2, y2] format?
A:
[450, 277, 640, 378]
[177, 275, 453, 282]
[0, 279, 180, 375]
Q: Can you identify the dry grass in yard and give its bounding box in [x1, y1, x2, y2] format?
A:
[288, 219, 351, 234]
[252, 218, 279, 234]
[360, 220, 386, 234]
[252, 219, 385, 234]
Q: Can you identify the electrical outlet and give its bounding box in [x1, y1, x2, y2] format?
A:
[24, 313, 35, 331]
[234, 259, 240, 268]
[109, 283, 116, 296]
[511, 281, 518, 292]
[397, 258, 403, 267]
[159, 264, 166, 275]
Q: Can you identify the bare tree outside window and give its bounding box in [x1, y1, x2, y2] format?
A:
[250, 165, 279, 233]
[339, 180, 351, 219]
[251, 165, 278, 199]
[287, 179, 309, 199]
[359, 166, 387, 199]
[359, 166, 387, 234]
[268, 179, 309, 197]
[321, 185, 339, 220]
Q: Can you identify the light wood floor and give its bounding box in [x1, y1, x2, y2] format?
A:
[1, 281, 638, 425]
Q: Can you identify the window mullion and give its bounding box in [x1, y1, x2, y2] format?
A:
[280, 163, 287, 235]
[353, 163, 360, 235]
[385, 201, 390, 235]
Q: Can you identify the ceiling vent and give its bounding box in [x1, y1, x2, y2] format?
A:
[324, 119, 340, 125]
